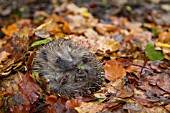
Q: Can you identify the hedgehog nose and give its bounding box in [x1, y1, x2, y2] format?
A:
[72, 63, 77, 68]
[71, 62, 77, 68]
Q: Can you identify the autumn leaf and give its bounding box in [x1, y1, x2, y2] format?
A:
[35, 19, 53, 31]
[75, 102, 103, 113]
[104, 60, 126, 82]
[157, 73, 170, 93]
[1, 24, 19, 36]
[0, 1, 170, 113]
[165, 104, 170, 112]
[94, 93, 107, 103]
[65, 98, 81, 109]
[0, 51, 10, 64]
[158, 31, 170, 43]
[46, 95, 58, 104]
[156, 42, 170, 48]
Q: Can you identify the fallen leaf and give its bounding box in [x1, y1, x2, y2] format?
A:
[18, 73, 41, 104]
[158, 31, 170, 43]
[123, 102, 145, 112]
[46, 95, 58, 104]
[145, 43, 164, 61]
[65, 98, 81, 109]
[9, 93, 31, 113]
[75, 102, 103, 113]
[1, 24, 19, 36]
[0, 51, 10, 64]
[66, 15, 86, 33]
[133, 89, 154, 107]
[104, 60, 126, 82]
[67, 3, 92, 17]
[30, 37, 53, 47]
[94, 93, 107, 103]
[116, 85, 133, 98]
[156, 42, 170, 48]
[165, 104, 170, 112]
[35, 19, 53, 31]
[96, 23, 120, 35]
[124, 21, 142, 31]
[45, 23, 61, 34]
[157, 73, 170, 93]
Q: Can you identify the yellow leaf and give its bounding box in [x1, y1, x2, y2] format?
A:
[156, 42, 170, 48]
[35, 19, 53, 31]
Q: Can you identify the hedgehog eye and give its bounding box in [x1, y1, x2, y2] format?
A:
[82, 57, 88, 63]
[41, 50, 47, 61]
[68, 42, 73, 48]
[56, 58, 61, 63]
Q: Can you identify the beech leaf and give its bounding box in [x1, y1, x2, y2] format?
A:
[145, 43, 164, 61]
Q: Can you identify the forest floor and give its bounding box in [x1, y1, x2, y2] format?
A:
[0, 0, 170, 113]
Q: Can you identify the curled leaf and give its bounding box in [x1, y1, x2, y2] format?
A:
[30, 38, 52, 47]
[35, 19, 53, 31]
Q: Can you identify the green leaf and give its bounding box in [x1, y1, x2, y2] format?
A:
[30, 37, 52, 47]
[151, 29, 159, 35]
[145, 43, 164, 61]
[32, 72, 42, 85]
[13, 9, 23, 17]
[78, 65, 85, 69]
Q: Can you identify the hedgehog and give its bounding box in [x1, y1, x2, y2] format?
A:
[33, 38, 104, 98]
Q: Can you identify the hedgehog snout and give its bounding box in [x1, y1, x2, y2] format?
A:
[67, 61, 77, 69]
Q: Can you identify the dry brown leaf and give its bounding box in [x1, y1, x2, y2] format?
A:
[157, 73, 170, 93]
[45, 23, 61, 33]
[18, 19, 31, 25]
[96, 37, 120, 52]
[86, 18, 98, 28]
[104, 60, 126, 82]
[75, 102, 103, 113]
[67, 3, 92, 17]
[126, 65, 141, 78]
[0, 51, 10, 64]
[84, 28, 99, 39]
[165, 104, 170, 112]
[46, 95, 58, 104]
[66, 98, 81, 109]
[9, 93, 31, 113]
[145, 106, 168, 113]
[124, 21, 142, 31]
[18, 73, 41, 104]
[116, 85, 133, 98]
[123, 102, 145, 112]
[133, 89, 154, 107]
[96, 23, 120, 35]
[66, 15, 86, 33]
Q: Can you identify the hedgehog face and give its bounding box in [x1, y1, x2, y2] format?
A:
[50, 48, 78, 71]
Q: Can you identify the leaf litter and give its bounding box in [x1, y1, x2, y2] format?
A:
[0, 0, 170, 113]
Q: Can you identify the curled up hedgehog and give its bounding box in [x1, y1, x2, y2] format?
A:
[33, 38, 104, 98]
